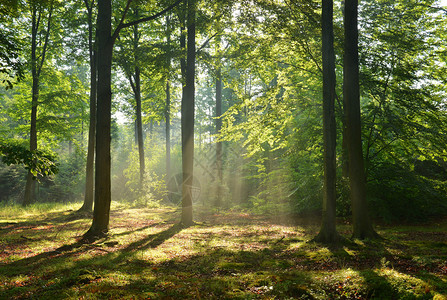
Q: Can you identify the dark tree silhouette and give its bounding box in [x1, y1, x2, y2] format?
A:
[314, 0, 340, 243]
[181, 0, 196, 226]
[343, 0, 379, 239]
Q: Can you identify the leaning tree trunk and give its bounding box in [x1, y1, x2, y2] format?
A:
[181, 0, 196, 226]
[343, 0, 379, 239]
[314, 0, 339, 243]
[84, 0, 113, 239]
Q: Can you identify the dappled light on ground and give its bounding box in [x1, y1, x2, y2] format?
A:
[1, 204, 446, 299]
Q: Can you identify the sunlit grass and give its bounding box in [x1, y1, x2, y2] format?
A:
[0, 201, 81, 222]
[1, 201, 446, 299]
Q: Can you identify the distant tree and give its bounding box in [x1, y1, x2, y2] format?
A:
[343, 0, 378, 239]
[314, 0, 339, 243]
[122, 8, 145, 192]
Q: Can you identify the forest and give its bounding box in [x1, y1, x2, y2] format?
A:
[1, 0, 447, 298]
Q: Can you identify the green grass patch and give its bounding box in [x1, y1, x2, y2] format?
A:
[1, 202, 446, 299]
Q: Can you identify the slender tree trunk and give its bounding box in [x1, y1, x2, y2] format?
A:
[215, 67, 223, 207]
[23, 85, 38, 205]
[80, 1, 96, 212]
[84, 0, 113, 239]
[181, 0, 196, 226]
[166, 80, 171, 183]
[314, 0, 339, 243]
[165, 15, 171, 186]
[132, 12, 145, 192]
[343, 0, 379, 239]
[135, 64, 145, 190]
[24, 3, 52, 206]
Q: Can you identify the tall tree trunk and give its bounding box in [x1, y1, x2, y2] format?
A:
[166, 80, 171, 183]
[181, 0, 196, 226]
[215, 67, 223, 207]
[343, 0, 379, 239]
[82, 0, 181, 240]
[134, 64, 145, 190]
[84, 0, 113, 239]
[314, 0, 339, 243]
[80, 0, 96, 212]
[165, 14, 171, 187]
[124, 11, 145, 192]
[23, 82, 38, 205]
[24, 3, 52, 206]
[132, 11, 145, 192]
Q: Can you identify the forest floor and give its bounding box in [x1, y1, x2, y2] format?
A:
[0, 202, 447, 299]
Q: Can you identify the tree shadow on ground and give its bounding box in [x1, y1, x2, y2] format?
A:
[121, 223, 184, 252]
[2, 210, 446, 299]
[0, 209, 90, 232]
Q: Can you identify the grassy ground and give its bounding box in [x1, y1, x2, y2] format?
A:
[0, 202, 446, 299]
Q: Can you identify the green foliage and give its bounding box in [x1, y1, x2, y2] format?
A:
[133, 173, 168, 208]
[0, 30, 24, 89]
[0, 0, 24, 90]
[355, 0, 447, 222]
[0, 139, 58, 180]
[368, 162, 447, 223]
[122, 138, 168, 205]
[43, 150, 85, 202]
[0, 163, 26, 203]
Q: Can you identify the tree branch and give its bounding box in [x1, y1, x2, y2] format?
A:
[112, 0, 133, 41]
[112, 0, 183, 43]
[196, 31, 221, 53]
[37, 1, 53, 78]
[128, 73, 137, 96]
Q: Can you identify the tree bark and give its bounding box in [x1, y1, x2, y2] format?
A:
[181, 0, 196, 226]
[80, 0, 96, 212]
[343, 0, 379, 239]
[314, 0, 339, 243]
[84, 0, 113, 239]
